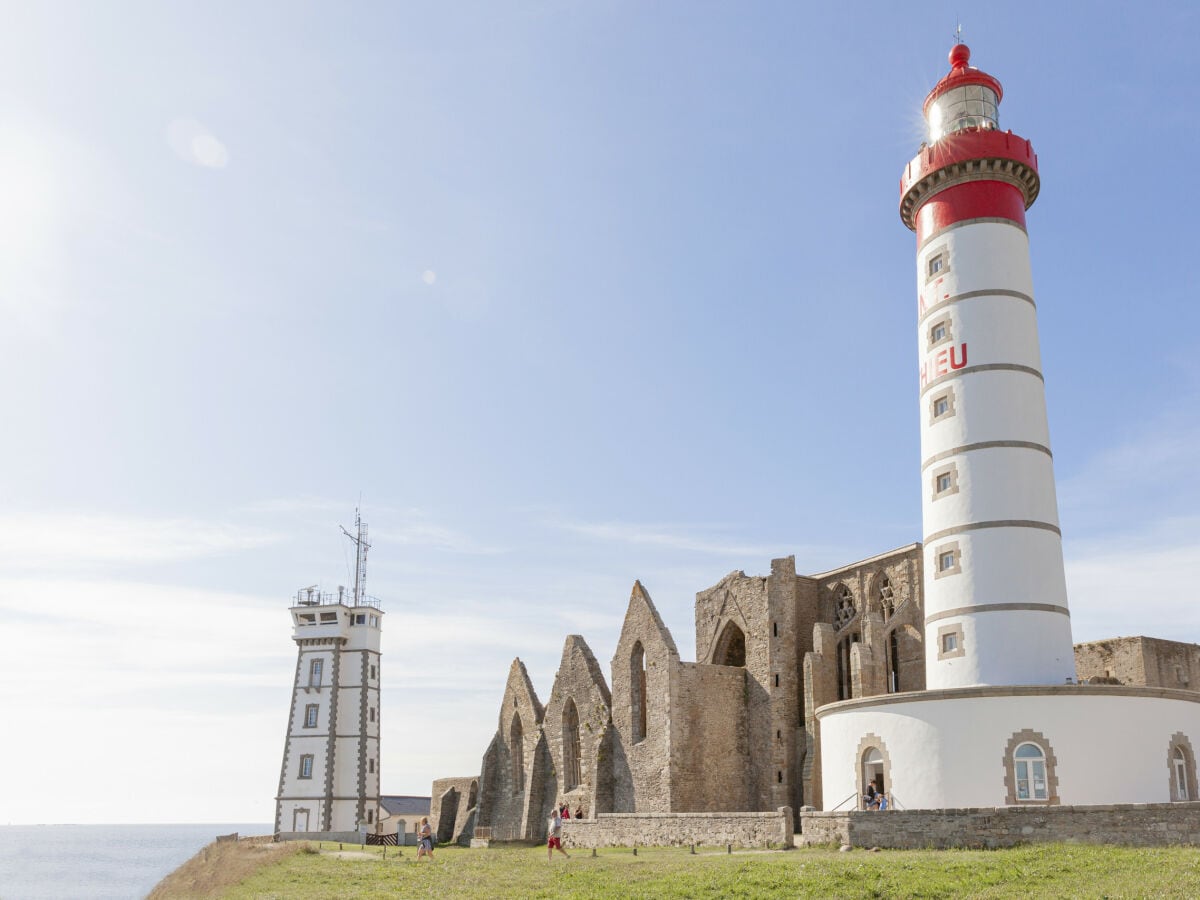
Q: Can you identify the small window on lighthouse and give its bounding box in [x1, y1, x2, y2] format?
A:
[928, 253, 945, 277]
[304, 704, 319, 728]
[299, 754, 314, 779]
[933, 464, 959, 500]
[941, 632, 957, 653]
[930, 391, 956, 423]
[934, 542, 962, 578]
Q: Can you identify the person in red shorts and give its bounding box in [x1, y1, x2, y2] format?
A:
[547, 806, 570, 860]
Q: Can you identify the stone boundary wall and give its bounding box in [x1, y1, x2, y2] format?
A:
[799, 803, 1200, 849]
[562, 808, 793, 849]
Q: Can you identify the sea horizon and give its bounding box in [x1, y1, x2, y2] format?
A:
[0, 822, 273, 900]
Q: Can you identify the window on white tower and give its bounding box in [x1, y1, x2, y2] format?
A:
[937, 473, 952, 493]
[299, 754, 314, 779]
[309, 658, 324, 687]
[304, 704, 318, 728]
[941, 632, 958, 653]
[928, 254, 945, 277]
[939, 550, 956, 571]
[933, 397, 949, 417]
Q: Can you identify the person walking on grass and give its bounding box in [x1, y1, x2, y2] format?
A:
[547, 807, 570, 860]
[417, 817, 434, 861]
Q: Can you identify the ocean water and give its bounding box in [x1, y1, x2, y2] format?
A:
[0, 824, 272, 900]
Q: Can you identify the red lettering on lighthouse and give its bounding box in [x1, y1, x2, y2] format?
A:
[918, 292, 926, 316]
[935, 349, 949, 376]
[950, 343, 968, 370]
[919, 362, 928, 388]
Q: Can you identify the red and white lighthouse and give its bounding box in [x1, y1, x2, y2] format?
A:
[900, 44, 1075, 689]
[815, 43, 1200, 813]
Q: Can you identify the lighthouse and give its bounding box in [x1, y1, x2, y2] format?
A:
[899, 43, 1074, 689]
[813, 42, 1200, 812]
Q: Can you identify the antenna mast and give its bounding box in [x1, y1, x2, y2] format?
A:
[340, 507, 370, 606]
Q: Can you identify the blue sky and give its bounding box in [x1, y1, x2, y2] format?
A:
[1, 1, 1197, 823]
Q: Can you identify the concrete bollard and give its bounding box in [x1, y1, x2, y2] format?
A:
[690, 844, 696, 854]
[591, 848, 597, 858]
[727, 844, 732, 854]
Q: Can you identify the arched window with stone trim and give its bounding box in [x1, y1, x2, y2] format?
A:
[1003, 729, 1059, 805]
[833, 583, 856, 630]
[1168, 733, 1198, 802]
[510, 712, 524, 794]
[562, 698, 582, 791]
[631, 641, 648, 743]
[713, 620, 747, 667]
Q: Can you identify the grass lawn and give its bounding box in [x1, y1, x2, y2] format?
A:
[205, 841, 1200, 899]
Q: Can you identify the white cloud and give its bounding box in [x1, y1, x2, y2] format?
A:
[0, 513, 281, 568]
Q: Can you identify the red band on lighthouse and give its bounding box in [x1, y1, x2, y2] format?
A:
[914, 181, 1027, 245]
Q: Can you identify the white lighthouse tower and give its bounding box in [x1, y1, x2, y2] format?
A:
[275, 510, 385, 839]
[900, 42, 1075, 688]
[813, 42, 1200, 811]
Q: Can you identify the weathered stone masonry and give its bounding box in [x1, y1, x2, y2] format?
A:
[465, 548, 925, 842]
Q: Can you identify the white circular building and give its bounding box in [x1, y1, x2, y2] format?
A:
[816, 44, 1200, 811]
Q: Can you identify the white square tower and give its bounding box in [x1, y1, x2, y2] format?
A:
[275, 514, 384, 838]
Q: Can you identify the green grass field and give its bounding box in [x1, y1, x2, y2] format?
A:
[210, 841, 1200, 899]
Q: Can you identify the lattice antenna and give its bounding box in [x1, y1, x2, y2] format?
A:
[340, 507, 371, 606]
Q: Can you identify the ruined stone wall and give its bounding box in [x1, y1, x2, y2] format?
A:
[429, 776, 479, 845]
[562, 808, 793, 849]
[1077, 637, 1200, 691]
[799, 803, 1200, 849]
[801, 545, 923, 811]
[1074, 638, 1148, 685]
[693, 557, 802, 816]
[802, 623, 838, 811]
[811, 545, 923, 699]
[1144, 638, 1200, 690]
[672, 662, 748, 811]
[541, 635, 612, 820]
[473, 659, 546, 841]
[607, 583, 680, 813]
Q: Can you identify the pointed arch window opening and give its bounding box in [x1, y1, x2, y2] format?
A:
[631, 642, 648, 743]
[834, 584, 857, 630]
[562, 698, 582, 791]
[879, 576, 895, 621]
[887, 629, 901, 693]
[713, 620, 747, 668]
[510, 712, 524, 795]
